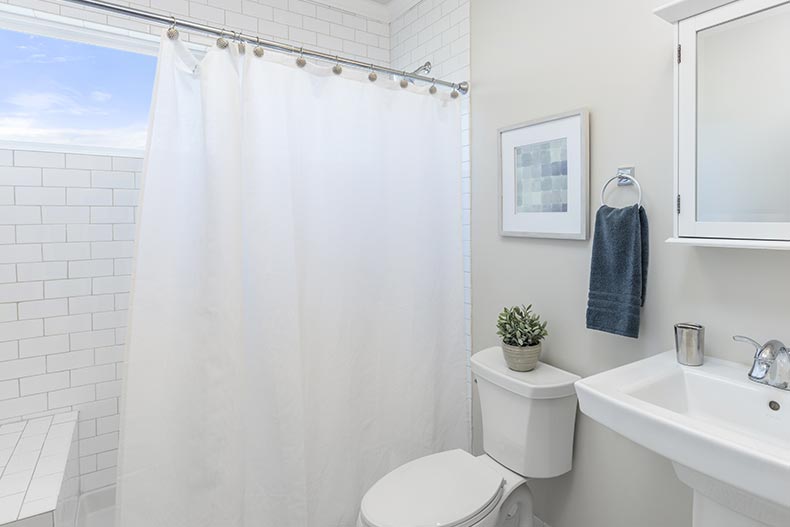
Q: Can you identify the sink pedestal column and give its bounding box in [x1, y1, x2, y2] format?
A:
[694, 493, 771, 527]
[674, 464, 790, 527]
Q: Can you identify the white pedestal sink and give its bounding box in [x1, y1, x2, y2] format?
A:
[575, 351, 790, 527]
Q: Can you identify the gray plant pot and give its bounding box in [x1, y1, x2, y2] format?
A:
[501, 342, 542, 372]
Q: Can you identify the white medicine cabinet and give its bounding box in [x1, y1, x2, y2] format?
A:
[656, 0, 790, 249]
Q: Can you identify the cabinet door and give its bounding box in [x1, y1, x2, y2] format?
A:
[678, 0, 790, 241]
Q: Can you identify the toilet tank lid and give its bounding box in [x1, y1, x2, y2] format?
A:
[471, 347, 581, 399]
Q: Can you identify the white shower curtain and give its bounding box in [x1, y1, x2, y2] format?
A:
[116, 32, 467, 527]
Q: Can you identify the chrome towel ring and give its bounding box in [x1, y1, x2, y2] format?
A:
[601, 173, 642, 207]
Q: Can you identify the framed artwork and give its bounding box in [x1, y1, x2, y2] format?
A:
[498, 109, 590, 239]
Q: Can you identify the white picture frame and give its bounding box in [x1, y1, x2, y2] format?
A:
[499, 109, 590, 240]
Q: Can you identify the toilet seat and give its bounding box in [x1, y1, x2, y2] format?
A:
[359, 449, 505, 527]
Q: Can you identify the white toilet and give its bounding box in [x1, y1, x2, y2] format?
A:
[357, 346, 580, 527]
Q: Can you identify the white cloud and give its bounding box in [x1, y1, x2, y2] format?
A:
[4, 91, 107, 116]
[47, 56, 76, 64]
[0, 54, 83, 67]
[0, 117, 147, 149]
[90, 91, 112, 103]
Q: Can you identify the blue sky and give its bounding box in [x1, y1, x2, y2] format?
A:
[0, 28, 156, 149]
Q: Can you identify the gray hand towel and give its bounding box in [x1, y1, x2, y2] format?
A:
[586, 204, 649, 338]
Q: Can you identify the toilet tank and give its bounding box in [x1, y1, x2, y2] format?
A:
[471, 346, 580, 479]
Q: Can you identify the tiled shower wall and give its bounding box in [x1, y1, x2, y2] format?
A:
[0, 148, 142, 493]
[390, 0, 472, 420]
[0, 0, 391, 63]
[0, 0, 394, 494]
[391, 0, 469, 82]
[0, 0, 473, 496]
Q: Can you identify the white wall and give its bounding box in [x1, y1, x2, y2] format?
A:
[471, 1, 790, 526]
[0, 148, 141, 493]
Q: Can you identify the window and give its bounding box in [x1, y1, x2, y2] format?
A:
[0, 27, 156, 150]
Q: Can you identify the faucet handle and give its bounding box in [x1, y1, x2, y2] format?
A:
[733, 335, 762, 355]
[733, 335, 787, 359]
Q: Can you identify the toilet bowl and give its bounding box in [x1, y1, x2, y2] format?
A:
[357, 346, 581, 527]
[358, 449, 527, 527]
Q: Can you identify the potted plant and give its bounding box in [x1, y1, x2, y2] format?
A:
[496, 304, 548, 372]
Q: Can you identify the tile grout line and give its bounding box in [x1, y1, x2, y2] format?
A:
[0, 420, 26, 481]
[0, 418, 29, 521]
[18, 416, 52, 517]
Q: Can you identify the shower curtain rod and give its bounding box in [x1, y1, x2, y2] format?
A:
[59, 0, 469, 94]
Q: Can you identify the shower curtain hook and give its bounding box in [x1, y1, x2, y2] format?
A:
[399, 71, 409, 89]
[368, 64, 377, 82]
[429, 79, 437, 95]
[167, 16, 179, 40]
[216, 28, 229, 49]
[235, 31, 246, 54]
[253, 36, 264, 57]
[296, 47, 306, 68]
[332, 56, 343, 75]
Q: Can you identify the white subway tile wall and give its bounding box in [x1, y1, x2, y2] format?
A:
[0, 0, 391, 64]
[0, 149, 140, 496]
[0, 0, 396, 495]
[391, 0, 469, 83]
[0, 0, 475, 499]
[390, 0, 472, 406]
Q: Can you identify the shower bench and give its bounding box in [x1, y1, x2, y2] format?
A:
[0, 412, 80, 527]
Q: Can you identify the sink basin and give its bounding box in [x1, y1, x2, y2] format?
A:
[576, 350, 790, 527]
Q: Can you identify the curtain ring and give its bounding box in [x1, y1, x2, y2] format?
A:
[429, 79, 437, 95]
[296, 47, 306, 68]
[217, 28, 229, 49]
[254, 36, 264, 57]
[167, 16, 179, 40]
[399, 71, 409, 89]
[368, 64, 377, 82]
[332, 56, 342, 75]
[235, 32, 246, 54]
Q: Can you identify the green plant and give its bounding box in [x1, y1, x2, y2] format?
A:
[496, 305, 548, 347]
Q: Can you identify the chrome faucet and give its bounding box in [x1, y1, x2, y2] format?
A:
[733, 335, 790, 391]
